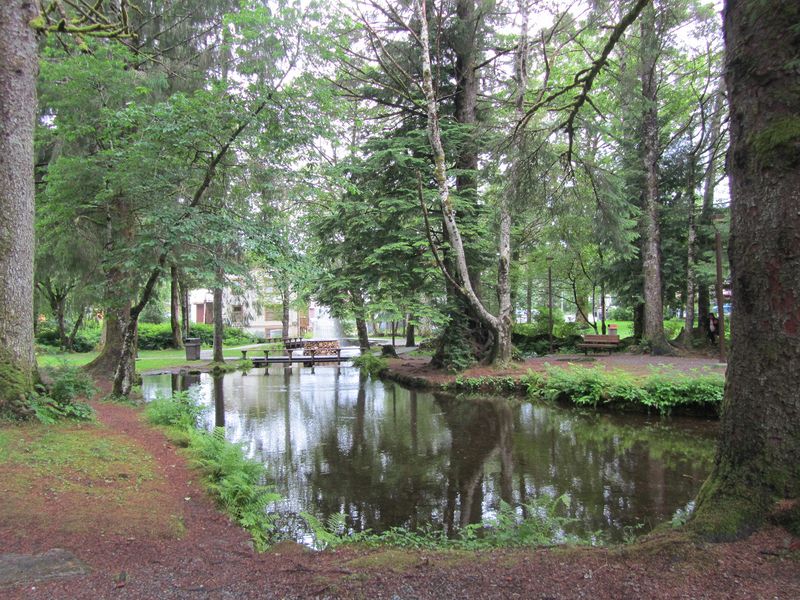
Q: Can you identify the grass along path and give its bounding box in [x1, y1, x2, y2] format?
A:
[36, 345, 275, 373]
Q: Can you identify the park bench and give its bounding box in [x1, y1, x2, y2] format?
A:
[576, 334, 620, 355]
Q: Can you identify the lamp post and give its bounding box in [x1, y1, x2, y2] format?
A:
[547, 256, 554, 354]
[714, 214, 727, 363]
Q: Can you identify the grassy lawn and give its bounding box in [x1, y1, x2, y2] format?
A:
[37, 345, 272, 372]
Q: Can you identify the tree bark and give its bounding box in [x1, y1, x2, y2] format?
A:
[281, 286, 290, 339]
[213, 281, 224, 363]
[698, 90, 724, 340]
[405, 315, 416, 347]
[170, 264, 183, 348]
[180, 278, 190, 338]
[0, 0, 38, 415]
[690, 0, 800, 540]
[683, 155, 698, 347]
[639, 2, 670, 355]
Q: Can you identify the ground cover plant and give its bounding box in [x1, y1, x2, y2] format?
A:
[145, 391, 281, 551]
[302, 495, 583, 551]
[524, 365, 724, 415]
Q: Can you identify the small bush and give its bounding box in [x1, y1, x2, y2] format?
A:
[532, 365, 724, 414]
[187, 428, 281, 551]
[643, 369, 724, 414]
[542, 366, 646, 408]
[29, 364, 95, 423]
[136, 322, 261, 350]
[352, 353, 388, 377]
[35, 322, 100, 352]
[145, 390, 206, 430]
[446, 375, 521, 394]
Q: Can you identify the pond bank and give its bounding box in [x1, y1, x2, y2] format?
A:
[1, 376, 798, 598]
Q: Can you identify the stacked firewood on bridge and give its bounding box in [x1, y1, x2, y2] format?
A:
[303, 340, 340, 356]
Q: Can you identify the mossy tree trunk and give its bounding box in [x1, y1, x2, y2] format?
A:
[690, 0, 800, 540]
[0, 0, 38, 416]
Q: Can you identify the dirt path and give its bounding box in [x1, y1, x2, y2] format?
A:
[1, 389, 798, 598]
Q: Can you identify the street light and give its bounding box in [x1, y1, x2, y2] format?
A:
[714, 214, 727, 363]
[547, 256, 554, 354]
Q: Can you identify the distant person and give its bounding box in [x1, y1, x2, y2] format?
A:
[708, 313, 719, 344]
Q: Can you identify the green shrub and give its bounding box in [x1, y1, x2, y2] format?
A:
[446, 375, 521, 394]
[29, 364, 96, 423]
[34, 322, 100, 352]
[145, 390, 206, 430]
[137, 322, 176, 350]
[607, 306, 634, 321]
[643, 369, 724, 414]
[352, 353, 388, 377]
[542, 366, 646, 408]
[136, 322, 261, 350]
[532, 365, 724, 414]
[186, 428, 281, 551]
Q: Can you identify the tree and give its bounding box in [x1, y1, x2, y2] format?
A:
[690, 0, 800, 539]
[0, 0, 39, 416]
[1, 1, 133, 416]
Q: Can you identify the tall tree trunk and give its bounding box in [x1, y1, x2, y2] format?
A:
[213, 278, 224, 363]
[698, 90, 724, 340]
[683, 155, 698, 347]
[170, 264, 183, 348]
[352, 290, 370, 350]
[180, 278, 190, 338]
[0, 0, 38, 415]
[281, 287, 290, 339]
[639, 3, 670, 355]
[66, 308, 85, 352]
[691, 0, 800, 540]
[405, 314, 416, 347]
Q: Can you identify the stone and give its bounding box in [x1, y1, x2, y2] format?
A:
[0, 549, 89, 588]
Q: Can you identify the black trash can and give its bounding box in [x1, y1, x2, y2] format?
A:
[184, 337, 201, 360]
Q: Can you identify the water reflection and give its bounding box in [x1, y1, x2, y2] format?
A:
[142, 367, 717, 542]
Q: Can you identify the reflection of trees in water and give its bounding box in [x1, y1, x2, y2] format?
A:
[508, 407, 715, 539]
[149, 369, 715, 542]
[213, 374, 225, 428]
[306, 377, 450, 533]
[435, 394, 514, 533]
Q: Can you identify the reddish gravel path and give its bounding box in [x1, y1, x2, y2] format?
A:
[2, 380, 799, 599]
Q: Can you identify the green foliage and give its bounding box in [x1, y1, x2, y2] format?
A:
[351, 353, 388, 377]
[28, 364, 96, 423]
[145, 390, 206, 430]
[186, 428, 281, 552]
[446, 375, 521, 394]
[302, 495, 581, 551]
[535, 365, 723, 415]
[643, 368, 725, 414]
[135, 322, 260, 350]
[35, 322, 100, 353]
[145, 391, 280, 551]
[542, 366, 646, 407]
[607, 306, 634, 321]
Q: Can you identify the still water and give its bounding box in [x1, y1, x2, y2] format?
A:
[142, 366, 717, 543]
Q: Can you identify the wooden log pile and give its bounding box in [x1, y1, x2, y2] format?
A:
[304, 340, 340, 356]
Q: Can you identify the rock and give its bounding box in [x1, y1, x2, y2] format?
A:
[0, 549, 90, 587]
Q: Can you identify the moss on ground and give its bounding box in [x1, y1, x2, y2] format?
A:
[0, 421, 184, 538]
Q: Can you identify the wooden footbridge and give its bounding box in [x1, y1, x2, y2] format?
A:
[239, 339, 351, 366]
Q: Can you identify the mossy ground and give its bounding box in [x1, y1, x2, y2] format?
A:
[0, 420, 184, 539]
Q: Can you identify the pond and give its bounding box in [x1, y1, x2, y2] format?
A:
[142, 365, 717, 544]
